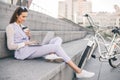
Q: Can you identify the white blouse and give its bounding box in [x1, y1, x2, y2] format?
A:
[6, 23, 26, 50]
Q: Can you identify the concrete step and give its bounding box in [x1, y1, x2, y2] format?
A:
[0, 39, 88, 80]
[0, 31, 87, 58]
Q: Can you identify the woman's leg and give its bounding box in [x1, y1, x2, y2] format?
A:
[28, 44, 94, 78]
[28, 44, 70, 62]
[44, 37, 63, 62]
[27, 44, 75, 65]
[67, 60, 81, 73]
[67, 60, 95, 78]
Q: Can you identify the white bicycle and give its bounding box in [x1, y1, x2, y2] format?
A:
[79, 14, 120, 68]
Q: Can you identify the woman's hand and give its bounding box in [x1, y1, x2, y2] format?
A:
[23, 27, 31, 40]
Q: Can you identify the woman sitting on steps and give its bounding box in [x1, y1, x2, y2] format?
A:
[6, 6, 95, 78]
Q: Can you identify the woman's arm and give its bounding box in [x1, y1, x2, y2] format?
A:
[6, 25, 25, 50]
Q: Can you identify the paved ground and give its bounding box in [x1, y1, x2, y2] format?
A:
[77, 48, 120, 80]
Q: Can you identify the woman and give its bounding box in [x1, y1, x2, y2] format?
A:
[6, 6, 95, 78]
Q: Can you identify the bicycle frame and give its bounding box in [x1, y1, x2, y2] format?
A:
[94, 30, 119, 60]
[84, 14, 120, 59]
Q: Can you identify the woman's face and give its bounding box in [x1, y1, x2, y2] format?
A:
[16, 12, 28, 24]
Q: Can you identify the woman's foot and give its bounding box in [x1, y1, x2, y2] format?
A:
[76, 70, 95, 78]
[44, 54, 64, 63]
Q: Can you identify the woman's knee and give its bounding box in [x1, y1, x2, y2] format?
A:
[55, 37, 63, 42]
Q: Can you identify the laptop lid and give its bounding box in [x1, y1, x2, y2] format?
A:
[41, 31, 54, 45]
[29, 31, 54, 46]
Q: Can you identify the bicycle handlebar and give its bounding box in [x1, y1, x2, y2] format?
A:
[84, 14, 100, 33]
[84, 14, 99, 27]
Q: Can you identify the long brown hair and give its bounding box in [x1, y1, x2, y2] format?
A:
[9, 6, 28, 23]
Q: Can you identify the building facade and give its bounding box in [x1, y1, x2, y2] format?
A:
[58, 1, 67, 18]
[82, 12, 117, 27]
[58, 0, 92, 23]
[58, 0, 120, 27]
[58, 0, 77, 21]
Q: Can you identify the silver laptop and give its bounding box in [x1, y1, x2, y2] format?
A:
[29, 31, 54, 46]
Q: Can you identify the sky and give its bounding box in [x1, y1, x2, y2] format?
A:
[30, 0, 60, 17]
[30, 0, 120, 17]
[90, 0, 120, 12]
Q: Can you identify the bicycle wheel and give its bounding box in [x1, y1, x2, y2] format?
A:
[109, 53, 120, 68]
